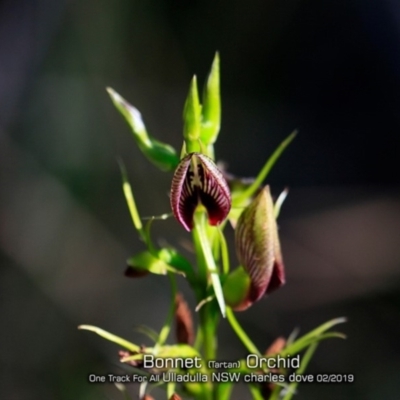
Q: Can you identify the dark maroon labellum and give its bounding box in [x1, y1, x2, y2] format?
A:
[170, 152, 231, 231]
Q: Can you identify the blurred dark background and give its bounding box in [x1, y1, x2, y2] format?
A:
[1, 0, 400, 399]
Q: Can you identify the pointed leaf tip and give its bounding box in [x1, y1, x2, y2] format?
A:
[107, 87, 180, 171]
[183, 76, 202, 152]
[201, 53, 221, 146]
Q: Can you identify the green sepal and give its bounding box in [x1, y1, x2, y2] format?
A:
[183, 76, 202, 153]
[201, 52, 221, 146]
[223, 266, 251, 310]
[107, 87, 180, 171]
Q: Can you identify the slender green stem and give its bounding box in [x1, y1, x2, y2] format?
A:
[154, 273, 177, 352]
[226, 308, 260, 356]
[193, 212, 226, 317]
[211, 227, 221, 264]
[192, 211, 208, 284]
[218, 228, 230, 275]
[191, 212, 216, 365]
[192, 211, 223, 400]
[143, 218, 157, 254]
[194, 326, 203, 351]
[166, 382, 176, 399]
[248, 384, 264, 400]
[118, 161, 146, 242]
[199, 302, 217, 361]
[215, 382, 234, 400]
[122, 182, 144, 235]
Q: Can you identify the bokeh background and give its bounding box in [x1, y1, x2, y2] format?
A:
[1, 0, 400, 399]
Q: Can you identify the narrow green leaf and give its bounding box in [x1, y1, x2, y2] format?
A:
[133, 325, 159, 343]
[78, 325, 140, 352]
[281, 317, 346, 356]
[279, 332, 345, 359]
[129, 344, 202, 359]
[226, 307, 260, 355]
[118, 161, 146, 241]
[107, 87, 180, 171]
[233, 130, 297, 207]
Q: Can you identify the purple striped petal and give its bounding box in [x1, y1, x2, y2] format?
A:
[170, 152, 231, 231]
[235, 186, 285, 306]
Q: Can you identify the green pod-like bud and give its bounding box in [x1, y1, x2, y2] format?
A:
[183, 76, 202, 153]
[200, 52, 221, 146]
[107, 87, 180, 171]
[233, 186, 285, 310]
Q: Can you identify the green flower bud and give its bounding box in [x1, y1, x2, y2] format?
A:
[183, 76, 202, 153]
[233, 186, 285, 310]
[200, 52, 221, 146]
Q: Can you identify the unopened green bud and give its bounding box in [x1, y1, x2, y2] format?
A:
[183, 76, 202, 153]
[234, 186, 285, 310]
[201, 52, 221, 146]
